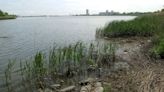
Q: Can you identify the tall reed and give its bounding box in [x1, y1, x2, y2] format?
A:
[4, 61, 15, 92]
[4, 42, 116, 91]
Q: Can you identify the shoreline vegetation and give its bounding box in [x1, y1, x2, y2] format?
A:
[0, 15, 17, 20]
[2, 9, 164, 92]
[96, 11, 164, 59]
[3, 42, 116, 92]
[0, 10, 16, 20]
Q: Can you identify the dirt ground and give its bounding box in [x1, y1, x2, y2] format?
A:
[104, 37, 164, 92]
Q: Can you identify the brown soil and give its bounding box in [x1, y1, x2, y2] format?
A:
[103, 37, 164, 92]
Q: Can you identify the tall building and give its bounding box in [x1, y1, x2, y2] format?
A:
[106, 10, 109, 15]
[86, 9, 89, 15]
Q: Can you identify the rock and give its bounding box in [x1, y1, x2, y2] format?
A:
[124, 49, 128, 52]
[93, 82, 104, 92]
[80, 83, 104, 92]
[80, 85, 92, 92]
[50, 84, 61, 89]
[104, 37, 109, 40]
[138, 44, 142, 47]
[103, 82, 111, 86]
[80, 79, 104, 92]
[80, 78, 95, 86]
[60, 80, 65, 85]
[147, 40, 151, 43]
[59, 86, 75, 92]
[93, 87, 104, 92]
[95, 82, 102, 87]
[60, 80, 64, 83]
[123, 49, 128, 54]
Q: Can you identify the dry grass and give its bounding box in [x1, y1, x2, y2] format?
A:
[103, 37, 164, 92]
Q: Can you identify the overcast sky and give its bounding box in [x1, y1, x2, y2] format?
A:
[0, 0, 164, 15]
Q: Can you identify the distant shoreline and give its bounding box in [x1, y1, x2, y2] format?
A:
[18, 15, 136, 18]
[0, 15, 17, 20]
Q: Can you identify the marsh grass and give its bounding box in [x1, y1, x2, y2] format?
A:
[151, 35, 164, 59]
[96, 15, 160, 38]
[96, 13, 164, 59]
[4, 61, 15, 92]
[3, 42, 116, 91]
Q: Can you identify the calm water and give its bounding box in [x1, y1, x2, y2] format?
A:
[0, 16, 135, 85]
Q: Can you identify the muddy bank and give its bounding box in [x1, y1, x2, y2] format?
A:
[38, 37, 157, 92]
[102, 37, 164, 92]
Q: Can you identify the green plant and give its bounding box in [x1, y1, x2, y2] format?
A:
[96, 15, 160, 38]
[32, 52, 46, 78]
[4, 61, 15, 92]
[3, 42, 116, 91]
[103, 85, 111, 92]
[152, 38, 164, 58]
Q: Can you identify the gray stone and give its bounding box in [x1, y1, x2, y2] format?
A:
[59, 86, 75, 92]
[80, 85, 92, 92]
[79, 78, 96, 86]
[147, 40, 151, 43]
[50, 84, 61, 89]
[93, 87, 104, 92]
[80, 81, 104, 92]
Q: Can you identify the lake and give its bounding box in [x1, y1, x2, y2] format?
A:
[0, 16, 135, 87]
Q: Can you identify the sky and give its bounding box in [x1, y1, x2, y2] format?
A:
[0, 0, 164, 15]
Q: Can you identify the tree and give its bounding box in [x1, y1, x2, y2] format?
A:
[161, 9, 164, 12]
[0, 10, 4, 16]
[4, 12, 8, 16]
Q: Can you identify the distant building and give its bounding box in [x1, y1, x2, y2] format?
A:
[99, 10, 119, 16]
[106, 10, 109, 15]
[86, 9, 89, 15]
[73, 9, 120, 16]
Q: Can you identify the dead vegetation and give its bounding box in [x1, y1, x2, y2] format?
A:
[103, 37, 164, 92]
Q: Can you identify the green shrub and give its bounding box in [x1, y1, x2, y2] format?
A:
[152, 36, 164, 58]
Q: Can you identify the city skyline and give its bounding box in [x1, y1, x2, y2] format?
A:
[0, 0, 163, 16]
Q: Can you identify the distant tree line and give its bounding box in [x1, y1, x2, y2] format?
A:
[0, 10, 9, 16]
[162, 8, 164, 12]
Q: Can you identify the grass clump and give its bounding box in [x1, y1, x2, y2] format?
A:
[151, 35, 164, 59]
[33, 52, 46, 77]
[96, 15, 160, 38]
[103, 85, 111, 92]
